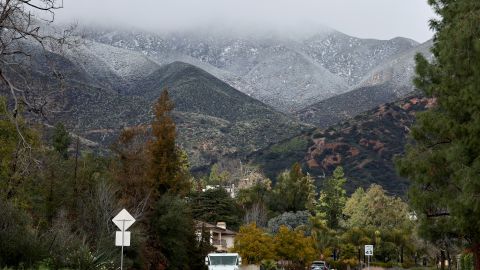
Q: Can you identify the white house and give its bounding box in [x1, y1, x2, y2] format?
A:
[195, 221, 237, 252]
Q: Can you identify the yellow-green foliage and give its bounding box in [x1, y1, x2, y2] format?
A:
[343, 184, 411, 231]
[273, 226, 317, 269]
[234, 223, 275, 264]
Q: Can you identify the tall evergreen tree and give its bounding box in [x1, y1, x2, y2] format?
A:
[111, 127, 152, 211]
[189, 188, 244, 231]
[52, 123, 71, 159]
[143, 89, 193, 270]
[396, 1, 480, 269]
[147, 89, 190, 197]
[316, 166, 347, 229]
[149, 194, 197, 270]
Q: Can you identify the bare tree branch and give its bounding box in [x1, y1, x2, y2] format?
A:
[0, 0, 70, 147]
[426, 212, 450, 218]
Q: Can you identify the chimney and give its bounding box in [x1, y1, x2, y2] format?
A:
[216, 222, 227, 230]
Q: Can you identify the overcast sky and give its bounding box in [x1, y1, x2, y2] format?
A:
[56, 0, 435, 42]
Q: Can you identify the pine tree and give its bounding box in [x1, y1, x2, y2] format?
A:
[111, 126, 151, 210]
[147, 89, 190, 197]
[143, 89, 193, 269]
[52, 123, 71, 159]
[316, 166, 347, 229]
[396, 1, 480, 268]
[189, 188, 244, 231]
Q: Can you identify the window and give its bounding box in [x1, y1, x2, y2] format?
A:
[209, 256, 237, 265]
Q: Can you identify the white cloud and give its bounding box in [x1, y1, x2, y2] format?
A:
[55, 0, 435, 42]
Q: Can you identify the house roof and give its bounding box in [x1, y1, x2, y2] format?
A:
[195, 220, 237, 235]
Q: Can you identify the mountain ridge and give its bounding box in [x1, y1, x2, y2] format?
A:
[81, 26, 423, 112]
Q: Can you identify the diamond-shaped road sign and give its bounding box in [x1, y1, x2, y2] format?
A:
[112, 209, 136, 231]
[365, 245, 374, 256]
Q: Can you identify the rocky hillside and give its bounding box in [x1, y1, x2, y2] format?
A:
[251, 96, 435, 195]
[295, 84, 400, 128]
[296, 40, 433, 127]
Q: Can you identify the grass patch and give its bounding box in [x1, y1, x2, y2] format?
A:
[270, 137, 309, 154]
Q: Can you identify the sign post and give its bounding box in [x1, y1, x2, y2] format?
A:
[365, 245, 374, 270]
[113, 209, 136, 270]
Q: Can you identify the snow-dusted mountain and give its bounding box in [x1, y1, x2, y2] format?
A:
[8, 24, 433, 170]
[296, 39, 433, 126]
[13, 41, 308, 168]
[357, 39, 434, 96]
[302, 32, 419, 85]
[79, 26, 422, 113]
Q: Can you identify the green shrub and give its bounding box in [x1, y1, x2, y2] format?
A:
[401, 260, 415, 269]
[261, 260, 278, 270]
[270, 137, 308, 154]
[0, 200, 47, 268]
[461, 253, 474, 270]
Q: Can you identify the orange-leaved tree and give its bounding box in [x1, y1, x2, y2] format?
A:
[143, 88, 192, 270]
[147, 88, 190, 198]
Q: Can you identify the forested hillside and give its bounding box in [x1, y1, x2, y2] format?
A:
[252, 96, 435, 195]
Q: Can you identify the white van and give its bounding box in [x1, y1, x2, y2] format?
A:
[205, 253, 242, 270]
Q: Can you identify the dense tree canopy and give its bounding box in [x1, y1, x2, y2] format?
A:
[189, 188, 244, 231]
[343, 184, 411, 231]
[234, 223, 275, 264]
[396, 0, 480, 269]
[267, 211, 311, 234]
[270, 163, 316, 213]
[274, 225, 317, 270]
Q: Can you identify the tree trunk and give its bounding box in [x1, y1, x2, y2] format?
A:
[447, 250, 451, 270]
[441, 250, 446, 270]
[401, 245, 404, 264]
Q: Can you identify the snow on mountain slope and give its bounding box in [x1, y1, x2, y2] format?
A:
[81, 26, 419, 112]
[153, 53, 262, 97]
[302, 31, 419, 85]
[296, 40, 433, 126]
[357, 40, 433, 97]
[84, 41, 160, 81]
[64, 40, 161, 93]
[245, 45, 349, 112]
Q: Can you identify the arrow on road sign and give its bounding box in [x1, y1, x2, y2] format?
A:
[365, 245, 374, 256]
[112, 209, 135, 231]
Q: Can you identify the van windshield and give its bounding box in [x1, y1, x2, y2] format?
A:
[209, 256, 237, 265]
